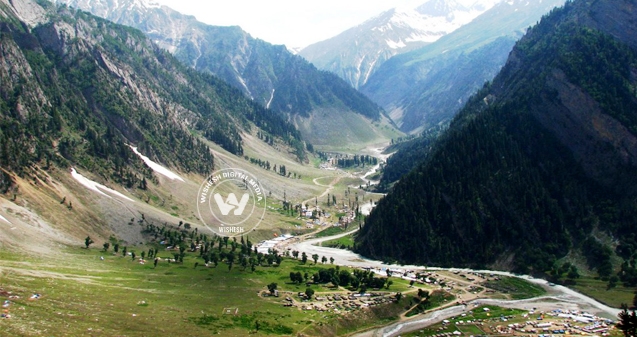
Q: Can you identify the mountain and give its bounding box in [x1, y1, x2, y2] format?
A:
[0, 0, 307, 193]
[356, 0, 637, 279]
[299, 0, 500, 89]
[361, 0, 566, 134]
[52, 0, 397, 148]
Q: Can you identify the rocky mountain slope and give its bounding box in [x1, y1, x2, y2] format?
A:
[53, 0, 396, 147]
[299, 0, 501, 89]
[0, 0, 309, 247]
[361, 0, 565, 134]
[356, 0, 637, 279]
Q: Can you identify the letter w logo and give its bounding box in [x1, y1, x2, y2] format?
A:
[214, 193, 249, 215]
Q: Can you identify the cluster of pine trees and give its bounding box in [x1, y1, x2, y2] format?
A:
[288, 265, 390, 291]
[141, 222, 281, 271]
[335, 155, 378, 169]
[268, 58, 384, 121]
[376, 127, 444, 191]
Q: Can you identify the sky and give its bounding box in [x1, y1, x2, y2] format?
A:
[154, 0, 477, 49]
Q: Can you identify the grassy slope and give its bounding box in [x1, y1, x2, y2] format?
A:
[294, 109, 403, 152]
[1, 114, 631, 336]
[0, 116, 404, 336]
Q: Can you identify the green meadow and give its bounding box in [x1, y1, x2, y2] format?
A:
[0, 245, 421, 336]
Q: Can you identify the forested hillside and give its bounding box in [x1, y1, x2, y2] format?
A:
[375, 127, 444, 191]
[0, 0, 304, 191]
[357, 0, 637, 277]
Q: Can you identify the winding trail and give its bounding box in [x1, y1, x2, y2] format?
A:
[299, 175, 343, 210]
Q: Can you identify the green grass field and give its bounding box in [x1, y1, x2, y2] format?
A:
[314, 226, 347, 238]
[323, 233, 356, 250]
[482, 276, 546, 299]
[571, 276, 635, 308]
[0, 246, 421, 336]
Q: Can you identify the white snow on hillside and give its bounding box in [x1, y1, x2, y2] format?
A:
[129, 146, 185, 182]
[386, 39, 407, 49]
[0, 214, 11, 224]
[71, 168, 135, 201]
[373, 0, 503, 48]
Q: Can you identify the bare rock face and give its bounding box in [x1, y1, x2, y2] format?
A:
[534, 68, 637, 192]
[489, 0, 637, 193]
[0, 0, 48, 27]
[28, 8, 179, 122]
[355, 0, 637, 271]
[0, 28, 49, 118]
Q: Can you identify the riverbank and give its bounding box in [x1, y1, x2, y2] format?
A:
[287, 143, 620, 336]
[286, 230, 620, 336]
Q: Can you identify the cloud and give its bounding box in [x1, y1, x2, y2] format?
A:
[155, 0, 434, 48]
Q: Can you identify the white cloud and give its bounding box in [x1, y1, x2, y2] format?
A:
[154, 0, 480, 49]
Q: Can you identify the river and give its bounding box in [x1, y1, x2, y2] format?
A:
[288, 231, 620, 336]
[289, 145, 620, 336]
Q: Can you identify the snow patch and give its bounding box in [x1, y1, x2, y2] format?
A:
[362, 56, 380, 84]
[236, 76, 254, 100]
[405, 32, 442, 43]
[266, 89, 275, 109]
[130, 0, 161, 9]
[386, 39, 406, 49]
[129, 146, 185, 182]
[0, 214, 11, 224]
[71, 168, 134, 202]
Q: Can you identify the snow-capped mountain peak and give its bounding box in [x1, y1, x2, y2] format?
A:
[300, 0, 504, 89]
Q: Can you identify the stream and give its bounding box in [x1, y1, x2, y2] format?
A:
[288, 232, 620, 336]
[287, 145, 621, 336]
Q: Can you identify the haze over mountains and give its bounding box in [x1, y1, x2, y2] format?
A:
[4, 0, 637, 334]
[299, 0, 501, 90]
[0, 0, 338, 248]
[297, 0, 565, 134]
[53, 0, 397, 148]
[360, 0, 567, 133]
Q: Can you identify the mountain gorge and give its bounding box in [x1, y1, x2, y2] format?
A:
[360, 0, 566, 134]
[53, 0, 397, 148]
[356, 0, 637, 278]
[299, 0, 501, 90]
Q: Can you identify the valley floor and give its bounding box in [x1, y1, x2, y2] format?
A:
[0, 143, 629, 336]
